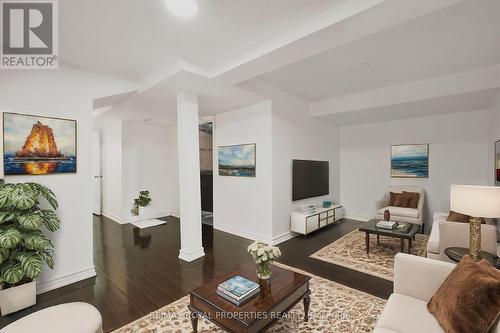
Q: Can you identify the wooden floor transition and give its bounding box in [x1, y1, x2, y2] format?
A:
[0, 215, 392, 331]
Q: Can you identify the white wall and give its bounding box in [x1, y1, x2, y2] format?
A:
[213, 101, 274, 243]
[100, 121, 179, 222]
[272, 95, 340, 243]
[0, 67, 98, 293]
[340, 110, 490, 231]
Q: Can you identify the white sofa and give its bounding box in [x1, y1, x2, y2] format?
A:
[374, 253, 500, 333]
[426, 212, 498, 262]
[376, 186, 425, 233]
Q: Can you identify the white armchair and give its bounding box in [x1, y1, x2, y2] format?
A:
[374, 254, 500, 333]
[376, 185, 425, 233]
[426, 212, 498, 262]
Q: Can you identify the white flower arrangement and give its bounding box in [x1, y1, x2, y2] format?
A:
[247, 241, 281, 264]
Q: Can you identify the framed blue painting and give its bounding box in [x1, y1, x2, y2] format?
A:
[218, 143, 256, 177]
[3, 113, 77, 175]
[390, 144, 429, 178]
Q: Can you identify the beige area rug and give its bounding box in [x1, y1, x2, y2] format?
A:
[112, 262, 386, 333]
[310, 230, 429, 281]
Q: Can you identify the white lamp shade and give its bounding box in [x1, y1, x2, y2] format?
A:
[450, 185, 500, 218]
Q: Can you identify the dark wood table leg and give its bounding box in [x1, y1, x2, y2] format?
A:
[188, 307, 198, 333]
[377, 234, 380, 245]
[365, 233, 370, 254]
[303, 295, 311, 322]
[400, 238, 404, 253]
[409, 238, 413, 252]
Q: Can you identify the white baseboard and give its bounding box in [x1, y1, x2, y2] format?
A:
[102, 211, 126, 224]
[169, 211, 180, 218]
[270, 232, 298, 245]
[343, 213, 371, 222]
[103, 210, 173, 224]
[123, 211, 170, 224]
[36, 267, 97, 295]
[214, 223, 274, 244]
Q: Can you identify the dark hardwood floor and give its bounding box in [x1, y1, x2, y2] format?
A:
[0, 216, 391, 331]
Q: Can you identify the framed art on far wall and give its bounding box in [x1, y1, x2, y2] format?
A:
[3, 113, 77, 175]
[390, 144, 429, 178]
[218, 143, 256, 177]
[495, 140, 500, 185]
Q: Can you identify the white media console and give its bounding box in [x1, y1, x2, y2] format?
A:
[291, 205, 344, 236]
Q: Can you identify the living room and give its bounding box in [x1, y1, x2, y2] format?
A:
[0, 0, 499, 332]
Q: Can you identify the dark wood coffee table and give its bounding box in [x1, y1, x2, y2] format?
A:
[188, 264, 311, 333]
[359, 220, 421, 254]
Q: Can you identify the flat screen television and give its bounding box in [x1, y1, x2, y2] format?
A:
[292, 159, 329, 201]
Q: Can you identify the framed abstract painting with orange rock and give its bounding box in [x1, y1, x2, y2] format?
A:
[496, 140, 500, 186]
[3, 113, 77, 175]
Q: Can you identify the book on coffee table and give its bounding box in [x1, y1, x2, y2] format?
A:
[376, 221, 397, 229]
[217, 276, 260, 306]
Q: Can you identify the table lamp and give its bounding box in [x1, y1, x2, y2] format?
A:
[450, 185, 500, 260]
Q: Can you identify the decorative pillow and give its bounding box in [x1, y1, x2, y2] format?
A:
[394, 195, 410, 208]
[389, 192, 401, 206]
[402, 191, 420, 209]
[427, 255, 500, 333]
[447, 210, 470, 223]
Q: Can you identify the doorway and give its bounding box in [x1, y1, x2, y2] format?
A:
[92, 130, 102, 215]
[199, 121, 213, 226]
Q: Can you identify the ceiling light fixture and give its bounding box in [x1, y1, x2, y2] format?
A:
[165, 0, 198, 18]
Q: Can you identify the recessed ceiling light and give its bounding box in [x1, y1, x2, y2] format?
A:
[165, 0, 198, 18]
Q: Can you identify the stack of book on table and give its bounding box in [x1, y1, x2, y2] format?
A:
[376, 221, 398, 230]
[299, 205, 316, 214]
[217, 276, 260, 306]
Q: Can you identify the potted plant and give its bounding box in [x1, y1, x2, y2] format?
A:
[0, 180, 59, 315]
[131, 190, 152, 217]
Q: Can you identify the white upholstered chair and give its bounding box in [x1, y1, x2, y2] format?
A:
[0, 302, 103, 333]
[375, 185, 426, 233]
[426, 212, 498, 262]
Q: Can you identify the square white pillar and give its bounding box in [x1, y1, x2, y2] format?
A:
[177, 92, 205, 262]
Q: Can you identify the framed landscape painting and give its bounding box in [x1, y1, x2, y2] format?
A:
[390, 144, 429, 178]
[218, 143, 256, 177]
[3, 113, 77, 175]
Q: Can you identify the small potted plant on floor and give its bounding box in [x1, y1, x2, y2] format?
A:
[0, 181, 60, 315]
[131, 190, 152, 217]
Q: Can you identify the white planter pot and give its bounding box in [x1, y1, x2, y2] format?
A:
[138, 206, 153, 218]
[0, 280, 36, 316]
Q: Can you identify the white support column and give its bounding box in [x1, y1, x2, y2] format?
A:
[177, 92, 205, 262]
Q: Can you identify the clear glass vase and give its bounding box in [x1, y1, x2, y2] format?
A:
[256, 261, 272, 280]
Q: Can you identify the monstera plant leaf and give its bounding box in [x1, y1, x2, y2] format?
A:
[17, 211, 44, 230]
[41, 210, 60, 232]
[0, 248, 9, 265]
[26, 183, 58, 210]
[1, 263, 24, 284]
[23, 232, 52, 250]
[40, 250, 55, 270]
[0, 228, 22, 249]
[0, 211, 16, 224]
[0, 185, 14, 209]
[11, 184, 37, 210]
[19, 253, 43, 279]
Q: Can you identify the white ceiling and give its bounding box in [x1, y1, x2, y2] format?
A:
[258, 0, 500, 101]
[60, 0, 338, 81]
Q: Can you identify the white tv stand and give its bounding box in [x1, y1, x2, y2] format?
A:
[291, 205, 344, 236]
